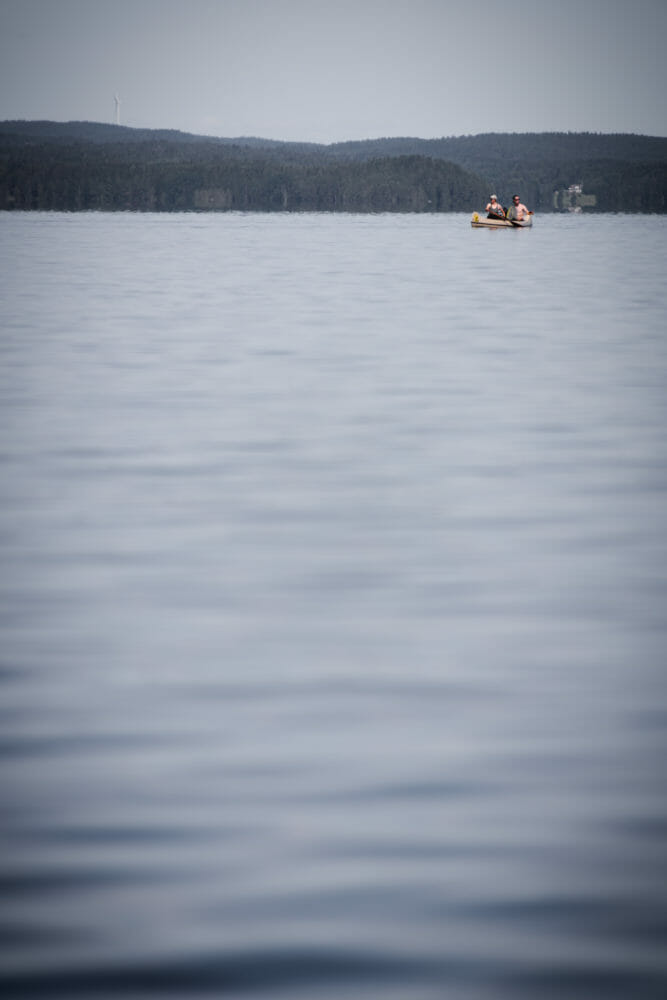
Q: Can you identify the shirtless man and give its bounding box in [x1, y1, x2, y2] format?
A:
[508, 194, 530, 221]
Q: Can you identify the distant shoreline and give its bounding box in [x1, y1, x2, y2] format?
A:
[2, 122, 666, 214]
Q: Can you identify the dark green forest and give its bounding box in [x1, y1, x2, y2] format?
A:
[2, 121, 666, 213]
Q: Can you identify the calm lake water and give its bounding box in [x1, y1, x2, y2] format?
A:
[1, 211, 667, 999]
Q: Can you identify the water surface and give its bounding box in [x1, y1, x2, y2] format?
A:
[1, 212, 667, 998]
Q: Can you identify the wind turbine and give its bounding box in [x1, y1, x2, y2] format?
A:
[114, 94, 121, 126]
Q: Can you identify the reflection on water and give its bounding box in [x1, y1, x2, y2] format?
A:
[1, 213, 667, 998]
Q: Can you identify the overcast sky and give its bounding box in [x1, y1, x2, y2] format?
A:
[1, 0, 665, 143]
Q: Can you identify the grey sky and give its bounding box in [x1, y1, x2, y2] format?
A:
[1, 0, 665, 143]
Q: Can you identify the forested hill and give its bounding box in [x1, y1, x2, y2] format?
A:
[0, 119, 320, 153]
[328, 133, 667, 212]
[2, 120, 666, 213]
[3, 121, 665, 160]
[0, 121, 488, 213]
[328, 132, 667, 163]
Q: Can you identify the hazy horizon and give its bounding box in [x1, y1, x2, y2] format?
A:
[1, 0, 666, 145]
[2, 119, 666, 145]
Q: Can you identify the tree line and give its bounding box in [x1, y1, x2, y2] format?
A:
[0, 142, 488, 213]
[1, 121, 666, 213]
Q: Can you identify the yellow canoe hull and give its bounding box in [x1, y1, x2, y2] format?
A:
[471, 212, 533, 228]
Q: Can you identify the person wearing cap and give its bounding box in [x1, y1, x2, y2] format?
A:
[507, 194, 530, 221]
[485, 195, 505, 219]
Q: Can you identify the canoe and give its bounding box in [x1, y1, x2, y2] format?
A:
[471, 212, 532, 228]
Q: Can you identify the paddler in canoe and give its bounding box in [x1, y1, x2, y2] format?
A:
[507, 194, 531, 222]
[485, 194, 506, 220]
